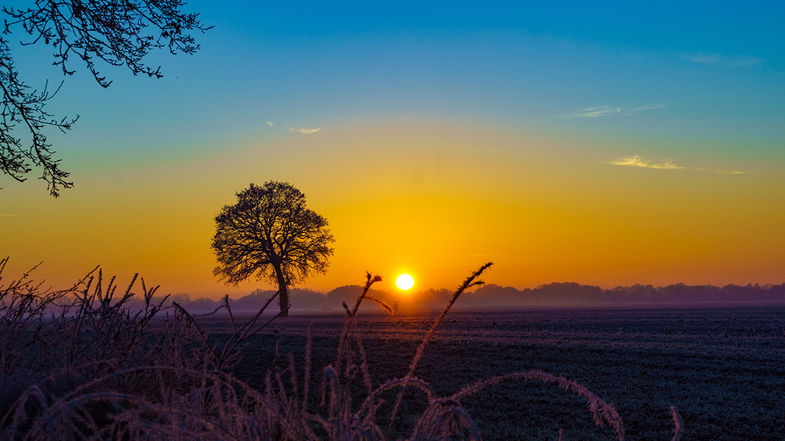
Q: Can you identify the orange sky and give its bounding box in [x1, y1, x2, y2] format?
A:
[2, 120, 784, 297]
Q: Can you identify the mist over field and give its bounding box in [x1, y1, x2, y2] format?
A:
[170, 282, 785, 314]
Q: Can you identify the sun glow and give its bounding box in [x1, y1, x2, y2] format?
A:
[396, 273, 415, 290]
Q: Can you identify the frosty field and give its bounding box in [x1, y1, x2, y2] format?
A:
[216, 307, 785, 441]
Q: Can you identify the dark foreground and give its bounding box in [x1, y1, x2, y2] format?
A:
[214, 307, 785, 441]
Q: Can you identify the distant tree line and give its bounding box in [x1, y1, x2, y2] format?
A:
[464, 282, 785, 308]
[155, 281, 785, 314]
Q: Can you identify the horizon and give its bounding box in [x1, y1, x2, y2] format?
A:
[3, 257, 785, 300]
[161, 279, 785, 316]
[126, 277, 785, 303]
[214, 278, 785, 297]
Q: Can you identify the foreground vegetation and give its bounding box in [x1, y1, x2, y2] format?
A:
[0, 257, 682, 440]
[239, 307, 785, 440]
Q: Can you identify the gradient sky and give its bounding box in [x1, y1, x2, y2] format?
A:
[2, 1, 784, 296]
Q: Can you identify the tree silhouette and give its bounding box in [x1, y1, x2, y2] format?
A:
[0, 0, 209, 196]
[212, 182, 335, 317]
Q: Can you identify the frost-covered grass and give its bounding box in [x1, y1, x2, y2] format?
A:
[230, 307, 785, 440]
[0, 258, 683, 440]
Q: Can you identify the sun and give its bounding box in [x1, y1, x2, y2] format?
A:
[396, 273, 415, 291]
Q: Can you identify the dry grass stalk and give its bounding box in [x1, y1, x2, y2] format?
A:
[0, 258, 687, 441]
[670, 406, 684, 441]
[388, 262, 493, 430]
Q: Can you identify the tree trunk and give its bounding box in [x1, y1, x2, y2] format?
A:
[274, 265, 289, 317]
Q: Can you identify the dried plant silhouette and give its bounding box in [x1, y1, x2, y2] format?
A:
[388, 262, 492, 430]
[212, 181, 335, 317]
[0, 257, 684, 440]
[0, 0, 209, 195]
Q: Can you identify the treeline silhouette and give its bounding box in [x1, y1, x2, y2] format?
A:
[164, 282, 785, 314]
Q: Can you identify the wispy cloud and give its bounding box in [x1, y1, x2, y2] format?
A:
[681, 53, 762, 67]
[564, 104, 665, 119]
[568, 106, 622, 119]
[288, 127, 322, 135]
[609, 155, 685, 170]
[265, 121, 274, 127]
[609, 155, 749, 175]
[0, 213, 21, 217]
[714, 169, 749, 175]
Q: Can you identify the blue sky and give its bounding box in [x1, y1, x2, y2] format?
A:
[6, 0, 784, 171]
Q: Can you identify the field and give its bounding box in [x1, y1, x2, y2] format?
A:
[213, 307, 785, 441]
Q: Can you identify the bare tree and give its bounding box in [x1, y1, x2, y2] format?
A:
[0, 0, 209, 196]
[212, 182, 335, 317]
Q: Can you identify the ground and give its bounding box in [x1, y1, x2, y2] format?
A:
[212, 307, 785, 441]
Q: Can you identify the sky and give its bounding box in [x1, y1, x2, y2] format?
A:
[2, 1, 785, 297]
